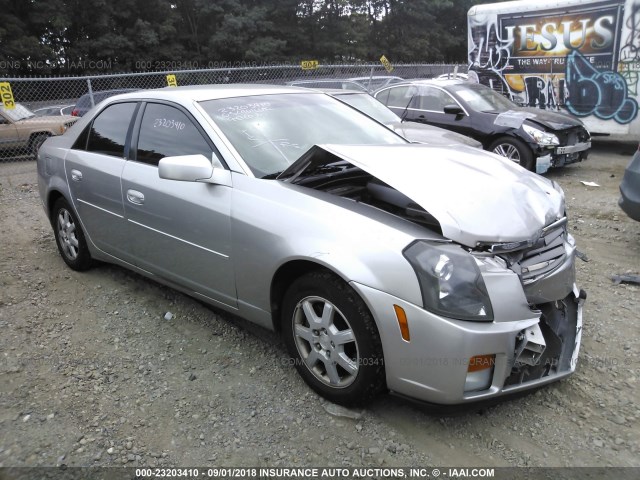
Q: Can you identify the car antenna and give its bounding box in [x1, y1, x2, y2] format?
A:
[400, 92, 416, 123]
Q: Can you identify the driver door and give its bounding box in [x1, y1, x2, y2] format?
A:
[121, 102, 237, 308]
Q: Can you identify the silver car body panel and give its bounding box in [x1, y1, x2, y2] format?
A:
[37, 85, 584, 405]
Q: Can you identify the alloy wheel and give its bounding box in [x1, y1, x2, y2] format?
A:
[57, 208, 80, 260]
[292, 296, 359, 388]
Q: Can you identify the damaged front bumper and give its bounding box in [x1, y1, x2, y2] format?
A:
[350, 231, 585, 405]
[535, 141, 591, 174]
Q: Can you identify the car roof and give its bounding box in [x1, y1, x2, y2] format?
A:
[286, 79, 369, 91]
[35, 104, 74, 109]
[373, 79, 467, 93]
[110, 84, 323, 103]
[407, 79, 465, 86]
[316, 88, 367, 95]
[348, 75, 404, 81]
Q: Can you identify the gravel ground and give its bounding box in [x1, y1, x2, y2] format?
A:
[0, 141, 638, 470]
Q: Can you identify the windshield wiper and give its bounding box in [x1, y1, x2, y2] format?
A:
[283, 160, 352, 184]
[262, 171, 285, 179]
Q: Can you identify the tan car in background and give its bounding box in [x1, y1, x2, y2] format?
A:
[0, 103, 77, 159]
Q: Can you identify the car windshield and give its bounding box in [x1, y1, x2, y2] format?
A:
[449, 84, 517, 113]
[200, 93, 406, 178]
[334, 93, 400, 125]
[1, 103, 35, 121]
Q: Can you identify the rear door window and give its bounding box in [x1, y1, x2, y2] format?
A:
[385, 86, 419, 109]
[86, 102, 137, 157]
[417, 87, 454, 112]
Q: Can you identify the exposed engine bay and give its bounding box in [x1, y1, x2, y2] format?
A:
[287, 150, 443, 234]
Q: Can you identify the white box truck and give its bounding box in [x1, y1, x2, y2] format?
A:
[468, 0, 640, 138]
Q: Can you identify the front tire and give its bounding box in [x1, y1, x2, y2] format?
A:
[489, 136, 535, 171]
[30, 133, 50, 160]
[281, 271, 385, 406]
[52, 198, 93, 271]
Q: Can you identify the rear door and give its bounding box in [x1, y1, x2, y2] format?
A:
[64, 101, 138, 260]
[121, 101, 236, 308]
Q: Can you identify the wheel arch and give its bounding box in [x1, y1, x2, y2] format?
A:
[482, 132, 518, 151]
[270, 259, 343, 332]
[488, 134, 535, 171]
[28, 130, 52, 145]
[47, 189, 67, 222]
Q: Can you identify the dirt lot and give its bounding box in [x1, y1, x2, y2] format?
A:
[0, 142, 639, 470]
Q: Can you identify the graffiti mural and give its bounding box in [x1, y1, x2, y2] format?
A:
[566, 50, 638, 123]
[620, 2, 640, 95]
[468, 0, 640, 128]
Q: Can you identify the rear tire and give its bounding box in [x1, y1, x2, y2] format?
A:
[52, 198, 93, 271]
[281, 271, 385, 406]
[489, 136, 535, 171]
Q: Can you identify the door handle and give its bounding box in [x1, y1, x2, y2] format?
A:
[126, 189, 145, 205]
[70, 169, 83, 181]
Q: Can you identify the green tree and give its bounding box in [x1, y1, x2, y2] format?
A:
[0, 0, 55, 74]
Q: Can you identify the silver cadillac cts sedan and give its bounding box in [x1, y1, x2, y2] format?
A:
[37, 85, 585, 406]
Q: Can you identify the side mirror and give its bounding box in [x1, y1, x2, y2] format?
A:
[158, 154, 231, 186]
[444, 104, 465, 116]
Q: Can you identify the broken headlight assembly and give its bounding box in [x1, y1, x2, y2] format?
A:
[403, 241, 494, 322]
[522, 124, 560, 146]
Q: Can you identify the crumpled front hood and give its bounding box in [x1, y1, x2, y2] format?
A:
[519, 107, 585, 130]
[495, 108, 584, 131]
[311, 144, 565, 247]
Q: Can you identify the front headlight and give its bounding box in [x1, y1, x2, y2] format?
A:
[403, 241, 494, 322]
[522, 124, 559, 146]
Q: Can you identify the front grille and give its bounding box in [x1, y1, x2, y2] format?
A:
[493, 218, 568, 284]
[518, 223, 567, 283]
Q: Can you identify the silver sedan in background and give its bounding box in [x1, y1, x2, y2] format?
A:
[324, 89, 482, 148]
[38, 85, 585, 406]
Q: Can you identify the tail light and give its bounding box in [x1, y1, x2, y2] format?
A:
[71, 109, 79, 116]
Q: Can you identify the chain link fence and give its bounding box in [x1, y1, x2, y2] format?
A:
[0, 63, 465, 161]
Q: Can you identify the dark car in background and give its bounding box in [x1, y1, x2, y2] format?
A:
[326, 89, 481, 148]
[619, 143, 640, 222]
[71, 88, 139, 117]
[374, 79, 591, 173]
